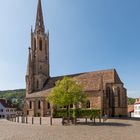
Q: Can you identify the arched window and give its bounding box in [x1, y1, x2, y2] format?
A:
[106, 87, 112, 107]
[34, 38, 36, 51]
[117, 87, 121, 107]
[47, 102, 50, 109]
[86, 100, 90, 108]
[29, 101, 32, 109]
[106, 87, 111, 98]
[38, 100, 41, 109]
[70, 104, 73, 108]
[37, 80, 39, 89]
[39, 40, 42, 51]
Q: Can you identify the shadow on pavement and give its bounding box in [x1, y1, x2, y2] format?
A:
[76, 122, 132, 127]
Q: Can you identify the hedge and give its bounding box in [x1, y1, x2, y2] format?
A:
[53, 109, 101, 118]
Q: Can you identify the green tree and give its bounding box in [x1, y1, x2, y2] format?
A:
[128, 97, 135, 105]
[47, 77, 86, 120]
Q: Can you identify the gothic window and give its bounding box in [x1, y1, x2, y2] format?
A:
[29, 101, 32, 109]
[38, 100, 41, 109]
[34, 38, 36, 51]
[47, 102, 50, 109]
[106, 87, 112, 107]
[86, 100, 90, 108]
[106, 87, 110, 98]
[39, 40, 42, 51]
[70, 104, 73, 108]
[37, 80, 39, 89]
[117, 87, 121, 107]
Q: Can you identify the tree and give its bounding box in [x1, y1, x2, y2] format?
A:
[47, 77, 86, 120]
[128, 97, 135, 105]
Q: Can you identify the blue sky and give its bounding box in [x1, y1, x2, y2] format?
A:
[0, 0, 140, 98]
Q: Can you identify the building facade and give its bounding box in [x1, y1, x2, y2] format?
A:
[24, 0, 127, 117]
[0, 99, 17, 119]
[134, 98, 140, 118]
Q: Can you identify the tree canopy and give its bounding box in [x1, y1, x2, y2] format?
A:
[47, 77, 86, 108]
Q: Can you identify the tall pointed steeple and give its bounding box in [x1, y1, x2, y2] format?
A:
[35, 0, 45, 33]
[26, 0, 49, 94]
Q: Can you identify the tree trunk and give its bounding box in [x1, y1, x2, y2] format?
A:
[66, 105, 70, 123]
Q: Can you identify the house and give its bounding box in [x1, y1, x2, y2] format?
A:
[128, 105, 134, 118]
[0, 99, 17, 119]
[134, 98, 140, 118]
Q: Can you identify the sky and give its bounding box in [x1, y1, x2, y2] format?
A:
[0, 0, 140, 98]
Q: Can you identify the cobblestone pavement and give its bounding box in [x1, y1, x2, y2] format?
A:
[0, 118, 140, 140]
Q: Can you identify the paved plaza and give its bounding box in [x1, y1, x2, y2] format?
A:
[0, 118, 140, 140]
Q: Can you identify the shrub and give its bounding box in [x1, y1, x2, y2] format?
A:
[35, 112, 41, 117]
[53, 109, 101, 118]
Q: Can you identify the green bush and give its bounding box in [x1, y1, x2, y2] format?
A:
[53, 109, 101, 118]
[35, 112, 41, 117]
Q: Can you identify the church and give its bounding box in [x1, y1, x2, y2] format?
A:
[24, 0, 127, 117]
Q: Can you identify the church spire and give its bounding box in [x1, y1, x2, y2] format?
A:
[35, 0, 45, 33]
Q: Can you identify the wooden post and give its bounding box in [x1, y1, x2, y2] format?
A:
[21, 116, 23, 123]
[26, 116, 28, 124]
[94, 117, 95, 124]
[74, 117, 77, 125]
[85, 117, 87, 124]
[32, 117, 34, 124]
[40, 117, 42, 125]
[17, 116, 19, 123]
[50, 117, 52, 126]
[99, 116, 101, 123]
[23, 116, 25, 123]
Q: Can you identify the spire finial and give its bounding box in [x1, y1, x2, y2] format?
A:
[35, 0, 45, 33]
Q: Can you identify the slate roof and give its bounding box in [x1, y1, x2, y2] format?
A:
[26, 69, 123, 98]
[0, 99, 16, 108]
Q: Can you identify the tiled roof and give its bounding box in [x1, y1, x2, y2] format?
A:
[0, 99, 16, 108]
[26, 69, 123, 98]
[26, 89, 52, 98]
